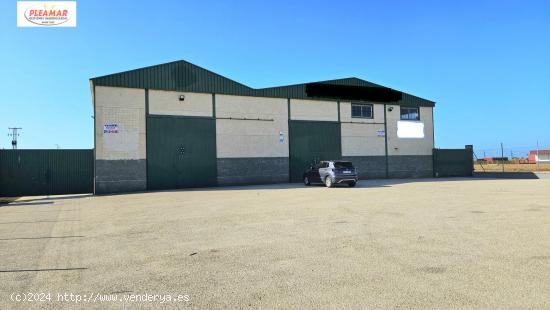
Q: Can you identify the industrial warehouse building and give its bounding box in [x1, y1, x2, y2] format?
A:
[90, 60, 435, 194]
[528, 150, 550, 164]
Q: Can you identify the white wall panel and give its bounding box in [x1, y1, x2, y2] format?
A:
[216, 95, 288, 158]
[95, 86, 145, 160]
[387, 106, 434, 156]
[149, 90, 212, 117]
[341, 123, 386, 156]
[290, 99, 338, 121]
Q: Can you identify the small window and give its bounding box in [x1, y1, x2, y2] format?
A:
[400, 107, 420, 120]
[334, 161, 353, 169]
[351, 103, 373, 119]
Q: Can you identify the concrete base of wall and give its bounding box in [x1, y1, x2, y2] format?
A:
[342, 156, 386, 179]
[93, 156, 434, 193]
[95, 159, 147, 194]
[217, 157, 289, 185]
[389, 155, 433, 178]
[343, 155, 433, 179]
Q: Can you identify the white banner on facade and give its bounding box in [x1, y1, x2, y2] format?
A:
[397, 121, 425, 139]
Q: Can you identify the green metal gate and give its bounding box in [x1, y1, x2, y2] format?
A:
[147, 116, 217, 190]
[0, 149, 93, 197]
[433, 146, 474, 177]
[289, 120, 342, 182]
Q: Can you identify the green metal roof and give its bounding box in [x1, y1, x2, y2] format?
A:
[91, 60, 435, 107]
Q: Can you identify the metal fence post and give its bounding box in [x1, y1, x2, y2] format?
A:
[500, 143, 504, 172]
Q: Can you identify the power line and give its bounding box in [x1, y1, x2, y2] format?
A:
[8, 127, 22, 150]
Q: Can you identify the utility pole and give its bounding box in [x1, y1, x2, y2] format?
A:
[537, 140, 540, 170]
[501, 142, 504, 172]
[8, 127, 22, 150]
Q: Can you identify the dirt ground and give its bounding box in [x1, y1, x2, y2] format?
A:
[475, 163, 550, 172]
[1, 178, 550, 309]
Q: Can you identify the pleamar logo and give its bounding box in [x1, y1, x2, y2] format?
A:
[17, 1, 77, 27]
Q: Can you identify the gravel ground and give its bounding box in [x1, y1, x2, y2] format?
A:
[1, 178, 549, 309]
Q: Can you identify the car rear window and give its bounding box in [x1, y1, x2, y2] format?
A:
[334, 162, 353, 169]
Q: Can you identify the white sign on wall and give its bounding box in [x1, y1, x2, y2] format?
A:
[103, 123, 119, 134]
[17, 1, 77, 27]
[397, 121, 425, 139]
[279, 131, 284, 144]
[376, 129, 385, 137]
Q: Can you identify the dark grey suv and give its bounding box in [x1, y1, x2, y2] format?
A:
[303, 160, 358, 187]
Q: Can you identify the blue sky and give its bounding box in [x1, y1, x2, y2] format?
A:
[1, 0, 549, 156]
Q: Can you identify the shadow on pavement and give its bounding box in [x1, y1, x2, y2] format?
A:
[0, 201, 54, 207]
[125, 177, 521, 194]
[474, 172, 545, 179]
[0, 194, 92, 206]
[88, 174, 549, 197]
[0, 235, 85, 241]
[0, 219, 80, 225]
[0, 268, 87, 273]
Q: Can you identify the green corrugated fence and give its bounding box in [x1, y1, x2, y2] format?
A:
[433, 146, 474, 177]
[0, 149, 93, 197]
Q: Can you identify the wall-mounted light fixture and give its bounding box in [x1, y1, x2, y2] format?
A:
[179, 95, 185, 101]
[387, 106, 394, 112]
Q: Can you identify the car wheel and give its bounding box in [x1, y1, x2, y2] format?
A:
[348, 181, 356, 187]
[325, 176, 334, 188]
[304, 176, 310, 186]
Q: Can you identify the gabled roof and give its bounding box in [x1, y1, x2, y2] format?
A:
[91, 60, 434, 107]
[256, 77, 433, 106]
[91, 60, 253, 95]
[255, 77, 379, 99]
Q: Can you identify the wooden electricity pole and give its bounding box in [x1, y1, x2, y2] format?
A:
[501, 142, 504, 172]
